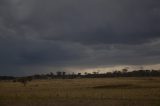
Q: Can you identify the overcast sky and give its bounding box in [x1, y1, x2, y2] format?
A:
[0, 0, 160, 76]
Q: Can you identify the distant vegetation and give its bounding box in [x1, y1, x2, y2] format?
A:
[12, 77, 32, 86]
[0, 69, 160, 81]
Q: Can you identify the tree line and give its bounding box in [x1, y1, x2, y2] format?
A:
[1, 69, 160, 81]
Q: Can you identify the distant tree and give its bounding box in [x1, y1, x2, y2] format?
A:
[50, 72, 55, 79]
[84, 72, 88, 75]
[50, 72, 54, 76]
[27, 76, 33, 81]
[78, 73, 81, 76]
[92, 72, 97, 75]
[62, 72, 66, 79]
[56, 71, 62, 76]
[122, 68, 128, 73]
[16, 77, 32, 87]
[17, 78, 28, 86]
[62, 72, 66, 76]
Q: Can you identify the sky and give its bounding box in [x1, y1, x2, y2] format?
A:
[0, 0, 160, 76]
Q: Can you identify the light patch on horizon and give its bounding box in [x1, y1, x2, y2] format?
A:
[65, 64, 160, 74]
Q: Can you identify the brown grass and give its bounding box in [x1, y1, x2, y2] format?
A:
[0, 77, 160, 106]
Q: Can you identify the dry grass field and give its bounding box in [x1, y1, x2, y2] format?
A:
[0, 77, 160, 106]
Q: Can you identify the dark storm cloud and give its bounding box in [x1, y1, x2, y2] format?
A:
[0, 38, 88, 65]
[0, 0, 160, 75]
[6, 0, 160, 44]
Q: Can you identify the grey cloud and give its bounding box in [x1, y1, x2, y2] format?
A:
[8, 0, 160, 44]
[0, 0, 160, 75]
[0, 38, 89, 66]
